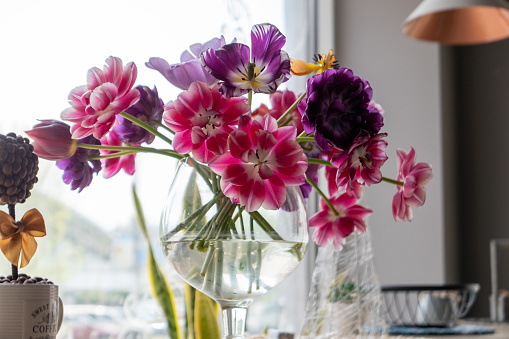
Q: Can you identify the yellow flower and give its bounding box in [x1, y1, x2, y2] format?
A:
[290, 49, 339, 76]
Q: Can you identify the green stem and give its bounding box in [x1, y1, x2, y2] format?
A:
[214, 243, 224, 296]
[306, 175, 339, 216]
[247, 91, 253, 107]
[249, 211, 283, 241]
[211, 170, 219, 194]
[307, 158, 334, 167]
[77, 142, 184, 159]
[200, 245, 216, 277]
[277, 92, 306, 125]
[297, 130, 309, 139]
[255, 242, 262, 290]
[247, 241, 253, 294]
[192, 161, 214, 191]
[153, 121, 175, 135]
[238, 206, 246, 240]
[88, 151, 137, 160]
[278, 116, 294, 127]
[381, 176, 404, 186]
[161, 195, 222, 242]
[296, 136, 315, 143]
[119, 112, 174, 146]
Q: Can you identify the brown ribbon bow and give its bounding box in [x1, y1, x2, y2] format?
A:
[0, 209, 46, 268]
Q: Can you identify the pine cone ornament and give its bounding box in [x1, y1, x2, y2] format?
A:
[0, 133, 39, 205]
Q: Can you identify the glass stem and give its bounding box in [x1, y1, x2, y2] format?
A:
[221, 306, 248, 339]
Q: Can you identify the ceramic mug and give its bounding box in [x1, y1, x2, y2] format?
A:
[0, 284, 64, 338]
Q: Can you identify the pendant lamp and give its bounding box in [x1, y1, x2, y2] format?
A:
[403, 0, 509, 45]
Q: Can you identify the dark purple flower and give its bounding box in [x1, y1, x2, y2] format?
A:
[114, 85, 163, 144]
[56, 136, 102, 192]
[201, 23, 291, 98]
[301, 68, 384, 151]
[146, 36, 228, 90]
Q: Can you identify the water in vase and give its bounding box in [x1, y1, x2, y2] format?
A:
[162, 239, 307, 304]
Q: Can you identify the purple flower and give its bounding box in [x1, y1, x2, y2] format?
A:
[201, 23, 291, 98]
[146, 36, 228, 90]
[301, 68, 384, 151]
[114, 85, 164, 144]
[56, 136, 102, 192]
[26, 120, 78, 160]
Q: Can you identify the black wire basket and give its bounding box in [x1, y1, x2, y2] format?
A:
[381, 284, 480, 327]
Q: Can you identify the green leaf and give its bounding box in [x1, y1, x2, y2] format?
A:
[132, 186, 181, 339]
[184, 283, 196, 339]
[194, 290, 220, 339]
[183, 169, 206, 230]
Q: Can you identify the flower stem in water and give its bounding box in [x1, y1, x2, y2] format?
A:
[214, 242, 224, 297]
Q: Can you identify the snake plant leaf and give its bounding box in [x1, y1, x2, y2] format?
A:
[194, 290, 220, 339]
[184, 283, 196, 339]
[132, 185, 181, 339]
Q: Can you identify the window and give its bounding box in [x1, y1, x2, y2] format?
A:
[0, 0, 318, 337]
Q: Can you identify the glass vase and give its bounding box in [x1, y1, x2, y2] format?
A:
[160, 158, 309, 338]
[298, 230, 386, 338]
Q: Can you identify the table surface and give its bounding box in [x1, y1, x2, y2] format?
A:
[389, 322, 509, 339]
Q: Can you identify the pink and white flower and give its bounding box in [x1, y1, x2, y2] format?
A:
[163, 82, 250, 163]
[330, 132, 388, 190]
[392, 147, 433, 221]
[61, 56, 140, 140]
[309, 192, 372, 251]
[100, 128, 137, 179]
[209, 114, 308, 212]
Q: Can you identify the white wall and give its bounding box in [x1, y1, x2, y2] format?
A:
[331, 0, 444, 285]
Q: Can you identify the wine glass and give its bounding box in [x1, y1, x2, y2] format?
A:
[160, 159, 309, 338]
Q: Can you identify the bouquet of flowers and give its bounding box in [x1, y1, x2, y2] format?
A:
[25, 22, 433, 338]
[26, 23, 432, 251]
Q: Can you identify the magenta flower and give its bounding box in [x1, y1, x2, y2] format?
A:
[26, 120, 78, 160]
[330, 133, 388, 191]
[115, 85, 164, 145]
[209, 114, 308, 212]
[201, 23, 291, 98]
[392, 147, 433, 222]
[309, 192, 372, 251]
[61, 56, 140, 140]
[301, 68, 384, 151]
[163, 82, 250, 163]
[146, 36, 229, 90]
[100, 128, 137, 179]
[56, 136, 102, 192]
[325, 165, 363, 199]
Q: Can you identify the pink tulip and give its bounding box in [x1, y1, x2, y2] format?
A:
[26, 120, 78, 160]
[309, 192, 372, 251]
[99, 128, 137, 179]
[163, 82, 250, 164]
[61, 56, 140, 140]
[392, 147, 433, 221]
[330, 132, 388, 191]
[209, 114, 307, 212]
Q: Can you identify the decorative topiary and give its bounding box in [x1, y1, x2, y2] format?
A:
[0, 132, 39, 205]
[0, 132, 44, 280]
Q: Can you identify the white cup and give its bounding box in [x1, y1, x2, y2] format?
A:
[0, 284, 64, 338]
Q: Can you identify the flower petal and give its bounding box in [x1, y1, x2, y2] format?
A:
[240, 178, 265, 212]
[262, 175, 286, 210]
[250, 24, 286, 67]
